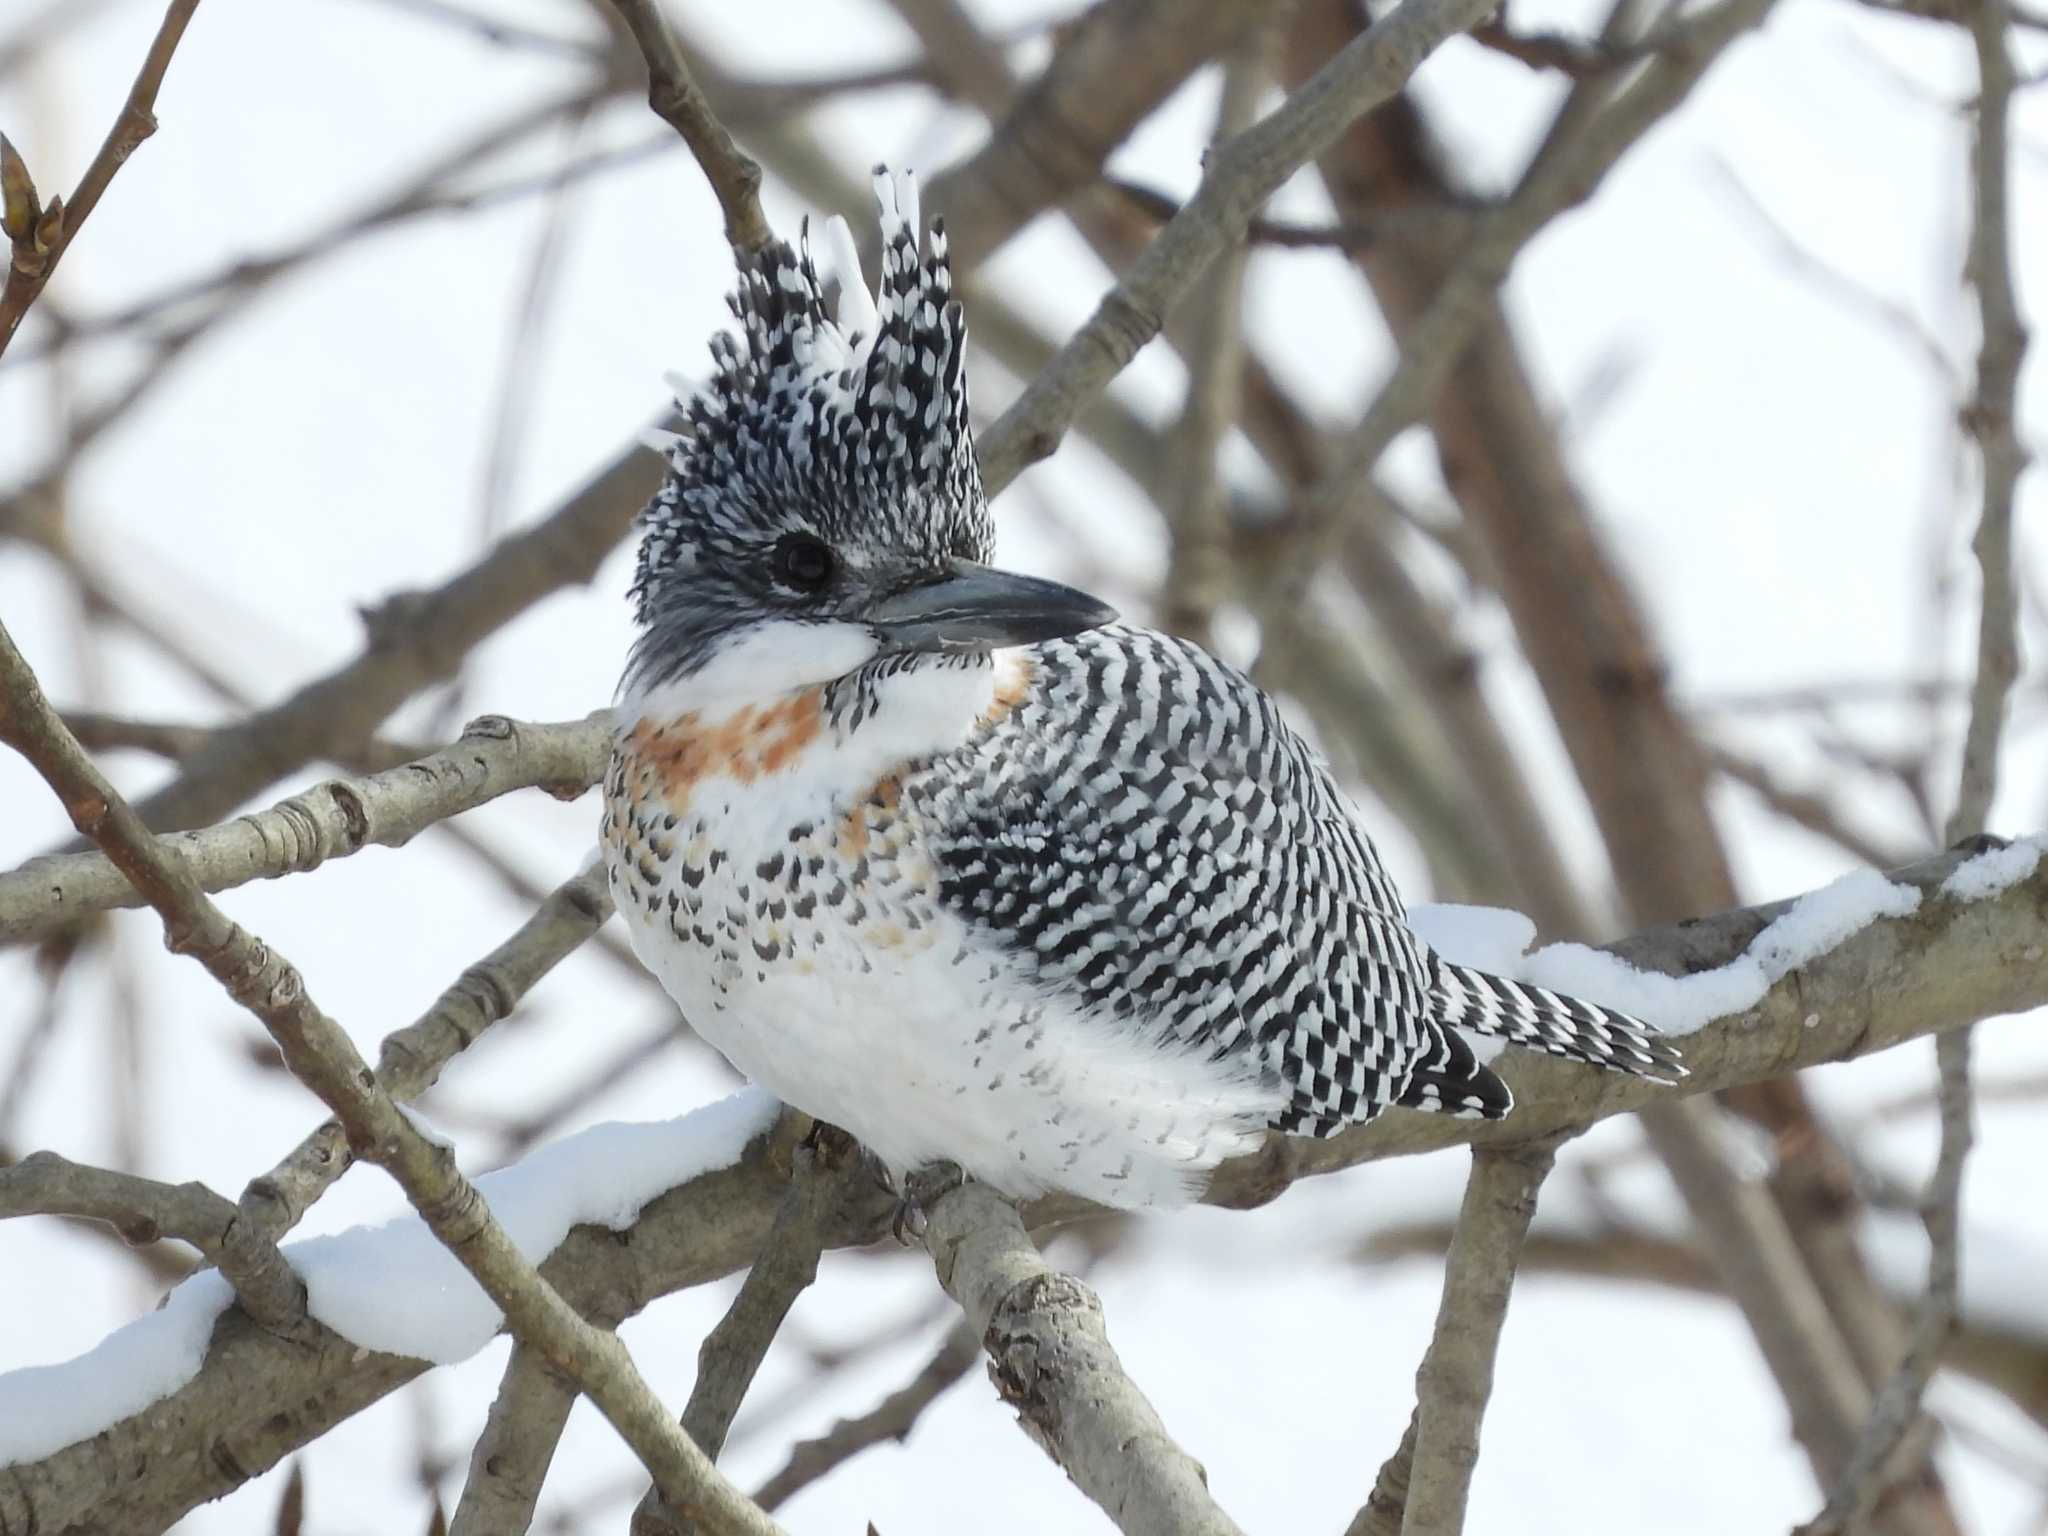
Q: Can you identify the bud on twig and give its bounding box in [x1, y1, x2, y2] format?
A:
[0, 132, 41, 248]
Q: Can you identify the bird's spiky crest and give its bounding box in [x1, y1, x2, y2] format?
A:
[631, 168, 988, 623]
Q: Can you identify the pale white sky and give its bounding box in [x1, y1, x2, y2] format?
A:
[1, 0, 2045, 1531]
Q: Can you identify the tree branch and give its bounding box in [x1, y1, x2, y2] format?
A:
[3, 843, 2041, 1528]
[1808, 6, 2029, 1521]
[0, 1151, 235, 1262]
[920, 0, 1269, 276]
[0, 714, 609, 943]
[1395, 1141, 1560, 1536]
[0, 618, 781, 1535]
[1269, 0, 1780, 612]
[0, 0, 203, 358]
[117, 446, 652, 837]
[632, 1128, 866, 1536]
[974, 0, 1499, 495]
[922, 1180, 1248, 1536]
[229, 861, 618, 1268]
[752, 1322, 980, 1510]
[599, 0, 771, 255]
[449, 1342, 578, 1536]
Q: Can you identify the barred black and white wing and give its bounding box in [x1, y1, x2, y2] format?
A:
[913, 623, 1681, 1141]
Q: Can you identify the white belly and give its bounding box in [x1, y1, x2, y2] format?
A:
[600, 661, 1275, 1208]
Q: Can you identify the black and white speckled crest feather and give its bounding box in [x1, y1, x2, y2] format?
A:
[626, 168, 987, 690]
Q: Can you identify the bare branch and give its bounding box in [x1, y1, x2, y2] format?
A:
[752, 1322, 980, 1510]
[921, 0, 1269, 276]
[121, 447, 654, 837]
[1157, 24, 1272, 650]
[232, 861, 618, 1255]
[0, 0, 203, 358]
[1809, 6, 2030, 1521]
[4, 843, 2043, 1527]
[450, 1344, 578, 1536]
[600, 0, 771, 255]
[0, 1150, 235, 1260]
[633, 1129, 870, 1535]
[974, 0, 1499, 495]
[1706, 741, 1916, 871]
[0, 1118, 832, 1535]
[1646, 1099, 1876, 1479]
[1269, 0, 1781, 611]
[1348, 1408, 1418, 1536]
[1947, 3, 2030, 842]
[1, 714, 609, 944]
[0, 618, 781, 1535]
[1357, 1220, 2048, 1434]
[1396, 1142, 1561, 1536]
[923, 1180, 1248, 1536]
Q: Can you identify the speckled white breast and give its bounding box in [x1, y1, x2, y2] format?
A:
[600, 653, 1272, 1208]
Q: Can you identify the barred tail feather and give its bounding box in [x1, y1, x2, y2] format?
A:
[1429, 960, 1686, 1082]
[1397, 1021, 1516, 1120]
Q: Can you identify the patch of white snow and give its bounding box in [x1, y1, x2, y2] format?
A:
[0, 1088, 780, 1467]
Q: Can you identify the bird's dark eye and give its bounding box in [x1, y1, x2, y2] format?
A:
[770, 534, 836, 593]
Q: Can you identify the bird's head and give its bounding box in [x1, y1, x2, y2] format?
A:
[623, 168, 1114, 707]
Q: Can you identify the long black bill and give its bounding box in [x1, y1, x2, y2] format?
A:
[867, 560, 1117, 656]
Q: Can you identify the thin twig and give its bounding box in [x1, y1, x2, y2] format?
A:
[633, 1129, 869, 1535]
[0, 0, 203, 358]
[1706, 741, 1915, 870]
[974, 0, 1499, 495]
[752, 1322, 981, 1510]
[1807, 1, 2027, 1523]
[355, 0, 605, 58]
[232, 861, 618, 1253]
[1157, 25, 1271, 647]
[601, 0, 772, 254]
[1103, 174, 1456, 252]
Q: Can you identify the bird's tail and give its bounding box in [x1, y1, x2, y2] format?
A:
[1428, 960, 1686, 1082]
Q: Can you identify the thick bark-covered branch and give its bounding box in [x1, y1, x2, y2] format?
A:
[2, 844, 2040, 1529]
[449, 1343, 578, 1536]
[1395, 1142, 1560, 1536]
[0, 714, 609, 943]
[922, 1181, 1247, 1536]
[1195, 845, 2045, 1206]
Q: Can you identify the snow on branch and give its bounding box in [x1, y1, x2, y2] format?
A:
[2, 840, 2042, 1529]
[1197, 837, 2048, 1204]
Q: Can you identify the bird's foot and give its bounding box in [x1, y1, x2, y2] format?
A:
[891, 1160, 968, 1246]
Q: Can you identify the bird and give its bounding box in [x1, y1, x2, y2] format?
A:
[601, 168, 1683, 1212]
